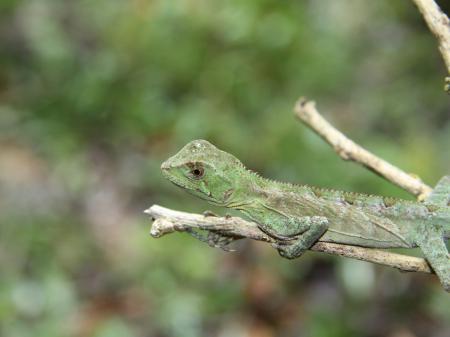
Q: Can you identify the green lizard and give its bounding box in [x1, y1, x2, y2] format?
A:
[161, 140, 450, 291]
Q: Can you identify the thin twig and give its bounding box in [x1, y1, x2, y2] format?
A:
[294, 98, 433, 200]
[412, 0, 450, 75]
[146, 205, 433, 274]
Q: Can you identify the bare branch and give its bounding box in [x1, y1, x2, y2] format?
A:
[412, 0, 450, 76]
[147, 204, 271, 242]
[146, 205, 433, 274]
[294, 98, 433, 200]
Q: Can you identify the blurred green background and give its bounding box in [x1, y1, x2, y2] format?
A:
[1, 0, 449, 336]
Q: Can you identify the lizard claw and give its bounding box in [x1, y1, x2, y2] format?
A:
[203, 210, 218, 217]
[272, 240, 307, 259]
[271, 242, 296, 259]
[203, 210, 234, 219]
[203, 210, 233, 219]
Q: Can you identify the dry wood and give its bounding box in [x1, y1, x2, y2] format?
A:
[412, 0, 450, 74]
[146, 205, 433, 274]
[294, 98, 433, 200]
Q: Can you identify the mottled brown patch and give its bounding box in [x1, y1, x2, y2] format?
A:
[259, 189, 270, 198]
[343, 193, 356, 205]
[311, 187, 323, 198]
[383, 197, 397, 208]
[223, 188, 234, 201]
[425, 204, 439, 213]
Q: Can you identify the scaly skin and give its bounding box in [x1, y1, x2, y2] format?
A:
[161, 140, 450, 291]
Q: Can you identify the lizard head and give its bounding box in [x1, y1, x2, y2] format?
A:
[161, 140, 243, 205]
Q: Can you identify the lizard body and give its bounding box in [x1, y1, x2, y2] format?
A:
[161, 140, 450, 291]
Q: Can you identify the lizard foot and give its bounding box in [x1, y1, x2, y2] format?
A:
[272, 241, 306, 259]
[271, 216, 329, 260]
[186, 228, 237, 252]
[206, 231, 237, 251]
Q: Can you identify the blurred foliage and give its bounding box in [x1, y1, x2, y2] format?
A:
[0, 0, 449, 336]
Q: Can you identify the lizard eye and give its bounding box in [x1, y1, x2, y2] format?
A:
[189, 166, 204, 179]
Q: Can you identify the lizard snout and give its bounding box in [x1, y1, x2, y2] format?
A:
[160, 161, 171, 171]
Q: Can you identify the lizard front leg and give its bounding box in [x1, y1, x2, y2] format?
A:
[415, 225, 450, 292]
[271, 216, 329, 259]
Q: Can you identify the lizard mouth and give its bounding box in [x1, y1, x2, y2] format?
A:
[161, 167, 210, 199]
[161, 169, 225, 206]
[161, 168, 187, 189]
